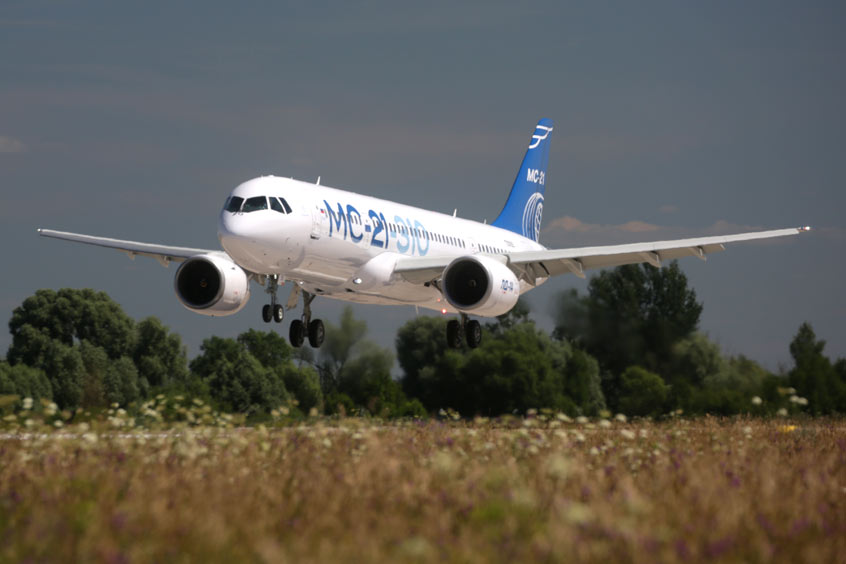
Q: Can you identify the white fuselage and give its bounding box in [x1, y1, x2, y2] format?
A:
[217, 176, 546, 315]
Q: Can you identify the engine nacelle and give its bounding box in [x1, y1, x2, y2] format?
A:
[442, 255, 520, 317]
[174, 254, 251, 316]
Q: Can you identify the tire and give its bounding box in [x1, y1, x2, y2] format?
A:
[289, 319, 305, 348]
[273, 304, 284, 323]
[308, 319, 325, 348]
[262, 304, 272, 323]
[446, 319, 462, 349]
[465, 319, 482, 349]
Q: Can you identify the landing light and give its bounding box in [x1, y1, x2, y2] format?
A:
[353, 278, 362, 285]
[441, 308, 447, 315]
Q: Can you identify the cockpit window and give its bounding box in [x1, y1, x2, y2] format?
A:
[242, 196, 268, 212]
[225, 196, 244, 213]
[270, 197, 285, 213]
[279, 198, 293, 214]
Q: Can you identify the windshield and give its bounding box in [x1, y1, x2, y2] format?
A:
[224, 196, 244, 213]
[242, 196, 268, 212]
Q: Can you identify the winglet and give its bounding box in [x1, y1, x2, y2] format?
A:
[491, 119, 554, 242]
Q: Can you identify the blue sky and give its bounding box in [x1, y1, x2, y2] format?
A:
[2, 1, 844, 368]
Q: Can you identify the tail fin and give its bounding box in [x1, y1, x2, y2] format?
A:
[491, 118, 554, 242]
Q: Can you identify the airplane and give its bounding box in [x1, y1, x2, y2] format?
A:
[38, 118, 809, 350]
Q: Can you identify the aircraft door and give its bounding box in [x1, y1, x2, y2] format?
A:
[311, 205, 326, 239]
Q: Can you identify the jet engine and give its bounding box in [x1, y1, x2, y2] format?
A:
[442, 255, 519, 317]
[174, 254, 251, 316]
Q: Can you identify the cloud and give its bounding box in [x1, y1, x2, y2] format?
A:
[545, 216, 661, 234]
[0, 136, 25, 153]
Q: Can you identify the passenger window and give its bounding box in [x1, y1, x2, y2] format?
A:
[225, 196, 244, 213]
[270, 197, 285, 213]
[280, 198, 293, 214]
[242, 196, 268, 212]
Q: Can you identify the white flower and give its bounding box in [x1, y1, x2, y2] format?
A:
[751, 396, 763, 406]
[22, 397, 33, 410]
[777, 408, 788, 417]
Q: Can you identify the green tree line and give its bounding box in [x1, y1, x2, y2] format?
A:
[3, 266, 844, 418]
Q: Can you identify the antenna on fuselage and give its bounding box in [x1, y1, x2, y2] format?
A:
[316, 176, 321, 185]
[453, 209, 457, 217]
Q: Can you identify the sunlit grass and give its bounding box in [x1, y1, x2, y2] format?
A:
[1, 406, 844, 563]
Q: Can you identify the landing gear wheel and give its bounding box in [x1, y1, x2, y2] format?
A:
[289, 319, 305, 348]
[273, 304, 284, 323]
[446, 319, 462, 349]
[262, 304, 273, 323]
[308, 319, 325, 348]
[465, 320, 482, 348]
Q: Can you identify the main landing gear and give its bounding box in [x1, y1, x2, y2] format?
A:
[446, 313, 481, 349]
[260, 277, 324, 348]
[288, 291, 324, 349]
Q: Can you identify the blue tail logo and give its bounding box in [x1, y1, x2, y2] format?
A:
[491, 119, 554, 242]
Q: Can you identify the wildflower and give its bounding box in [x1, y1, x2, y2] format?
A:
[22, 397, 33, 410]
[751, 396, 763, 406]
[620, 429, 636, 440]
[556, 413, 573, 423]
[598, 419, 611, 429]
[777, 408, 788, 417]
[614, 413, 627, 423]
[575, 416, 589, 425]
[589, 446, 600, 456]
[53, 420, 64, 428]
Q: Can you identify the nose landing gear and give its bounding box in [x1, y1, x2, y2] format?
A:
[446, 313, 482, 349]
[262, 275, 285, 323]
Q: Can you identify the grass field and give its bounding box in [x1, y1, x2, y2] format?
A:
[1, 404, 844, 563]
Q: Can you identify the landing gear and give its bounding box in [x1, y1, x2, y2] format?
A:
[465, 319, 482, 349]
[308, 319, 325, 348]
[288, 290, 324, 348]
[262, 276, 284, 323]
[446, 319, 462, 349]
[289, 319, 305, 348]
[446, 314, 482, 349]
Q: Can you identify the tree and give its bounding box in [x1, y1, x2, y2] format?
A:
[617, 366, 668, 417]
[189, 336, 289, 414]
[318, 307, 368, 393]
[8, 288, 135, 363]
[238, 329, 322, 413]
[0, 361, 52, 400]
[133, 317, 189, 389]
[396, 316, 451, 403]
[397, 315, 605, 416]
[788, 323, 845, 414]
[336, 342, 401, 416]
[554, 263, 702, 408]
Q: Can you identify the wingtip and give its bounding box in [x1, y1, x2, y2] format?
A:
[798, 225, 812, 232]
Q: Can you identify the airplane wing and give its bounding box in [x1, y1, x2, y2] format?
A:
[38, 228, 225, 267]
[394, 227, 810, 284]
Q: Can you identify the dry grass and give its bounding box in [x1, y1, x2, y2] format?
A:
[1, 405, 844, 563]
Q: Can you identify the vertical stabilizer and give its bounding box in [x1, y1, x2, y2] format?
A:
[491, 118, 554, 242]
